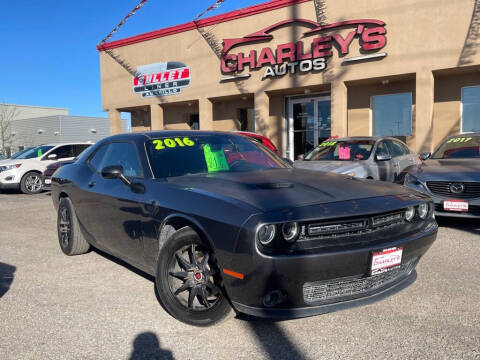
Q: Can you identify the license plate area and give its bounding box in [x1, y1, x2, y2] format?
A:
[444, 200, 468, 212]
[370, 247, 403, 276]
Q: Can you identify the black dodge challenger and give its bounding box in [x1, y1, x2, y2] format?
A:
[51, 131, 437, 326]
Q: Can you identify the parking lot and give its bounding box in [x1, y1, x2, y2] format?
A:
[0, 191, 478, 360]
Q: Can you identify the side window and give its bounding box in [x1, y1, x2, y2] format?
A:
[89, 142, 142, 178]
[88, 144, 109, 171]
[74, 144, 91, 157]
[375, 141, 391, 157]
[50, 145, 74, 160]
[387, 140, 407, 157]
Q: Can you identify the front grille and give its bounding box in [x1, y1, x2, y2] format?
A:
[427, 181, 480, 199]
[303, 257, 418, 305]
[305, 210, 405, 239]
[434, 203, 480, 215]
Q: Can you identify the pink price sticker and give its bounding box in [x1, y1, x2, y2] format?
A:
[339, 146, 350, 160]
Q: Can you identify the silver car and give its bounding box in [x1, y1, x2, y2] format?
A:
[294, 136, 420, 182]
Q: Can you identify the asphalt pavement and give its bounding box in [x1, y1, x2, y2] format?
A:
[0, 191, 479, 360]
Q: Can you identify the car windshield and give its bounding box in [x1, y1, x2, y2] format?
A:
[145, 134, 289, 178]
[432, 135, 480, 159]
[304, 140, 375, 161]
[15, 145, 54, 159]
[10, 147, 33, 159]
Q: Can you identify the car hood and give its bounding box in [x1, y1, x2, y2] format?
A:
[166, 168, 410, 213]
[410, 159, 480, 182]
[293, 160, 365, 173]
[0, 159, 25, 167]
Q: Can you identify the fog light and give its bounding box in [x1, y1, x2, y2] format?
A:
[281, 222, 299, 242]
[257, 224, 276, 246]
[405, 206, 415, 222]
[418, 203, 428, 219]
[263, 290, 286, 307]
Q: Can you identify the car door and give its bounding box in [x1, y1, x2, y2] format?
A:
[374, 140, 394, 181]
[387, 140, 411, 179]
[82, 141, 146, 264]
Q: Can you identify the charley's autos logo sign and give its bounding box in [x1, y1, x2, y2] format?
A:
[220, 19, 387, 81]
[133, 61, 191, 97]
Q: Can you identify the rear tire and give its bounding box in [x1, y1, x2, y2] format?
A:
[155, 227, 232, 326]
[20, 172, 43, 194]
[57, 197, 90, 256]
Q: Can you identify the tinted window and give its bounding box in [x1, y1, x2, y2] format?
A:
[89, 142, 142, 177]
[49, 145, 74, 159]
[74, 144, 91, 157]
[432, 135, 480, 159]
[304, 140, 375, 161]
[387, 140, 408, 157]
[462, 86, 480, 132]
[89, 144, 109, 171]
[146, 135, 288, 178]
[373, 93, 412, 136]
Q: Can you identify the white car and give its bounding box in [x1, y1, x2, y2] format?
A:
[0, 143, 91, 194]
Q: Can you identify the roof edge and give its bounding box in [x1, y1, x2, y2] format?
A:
[97, 0, 311, 51]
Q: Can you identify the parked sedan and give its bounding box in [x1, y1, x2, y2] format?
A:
[51, 131, 437, 326]
[404, 133, 480, 218]
[294, 137, 419, 182]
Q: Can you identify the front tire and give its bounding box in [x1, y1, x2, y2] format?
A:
[155, 227, 232, 326]
[20, 172, 43, 194]
[57, 197, 90, 256]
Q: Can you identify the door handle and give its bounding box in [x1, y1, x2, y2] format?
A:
[88, 181, 96, 188]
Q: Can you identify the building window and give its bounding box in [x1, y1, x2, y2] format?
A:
[189, 114, 199, 130]
[372, 93, 412, 136]
[238, 108, 255, 132]
[462, 86, 480, 133]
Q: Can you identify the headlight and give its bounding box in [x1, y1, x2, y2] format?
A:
[257, 224, 276, 246]
[0, 164, 21, 173]
[418, 203, 429, 219]
[281, 222, 299, 242]
[405, 206, 415, 221]
[344, 171, 356, 177]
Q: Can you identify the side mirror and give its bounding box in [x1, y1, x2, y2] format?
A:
[48, 153, 57, 160]
[376, 153, 392, 161]
[283, 157, 294, 165]
[101, 165, 131, 186]
[419, 152, 431, 161]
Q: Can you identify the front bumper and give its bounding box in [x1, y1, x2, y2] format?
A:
[404, 182, 480, 218]
[224, 218, 437, 319]
[0, 169, 21, 190]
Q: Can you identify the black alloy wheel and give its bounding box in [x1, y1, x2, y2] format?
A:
[57, 197, 90, 256]
[156, 227, 232, 326]
[58, 206, 71, 250]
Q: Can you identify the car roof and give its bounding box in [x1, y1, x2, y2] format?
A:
[106, 130, 245, 141]
[41, 142, 94, 147]
[446, 132, 480, 138]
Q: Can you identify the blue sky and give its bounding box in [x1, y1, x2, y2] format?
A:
[0, 0, 262, 118]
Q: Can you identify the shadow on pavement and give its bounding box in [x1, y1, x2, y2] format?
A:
[240, 317, 306, 360]
[436, 216, 480, 235]
[129, 332, 174, 360]
[93, 248, 155, 282]
[0, 262, 16, 299]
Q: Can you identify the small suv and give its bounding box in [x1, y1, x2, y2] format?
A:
[0, 143, 91, 194]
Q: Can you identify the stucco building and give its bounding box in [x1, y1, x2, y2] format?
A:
[98, 0, 480, 160]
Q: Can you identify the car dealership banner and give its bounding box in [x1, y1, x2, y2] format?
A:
[220, 19, 387, 81]
[133, 62, 191, 97]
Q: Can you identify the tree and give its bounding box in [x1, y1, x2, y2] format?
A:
[0, 103, 19, 156]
